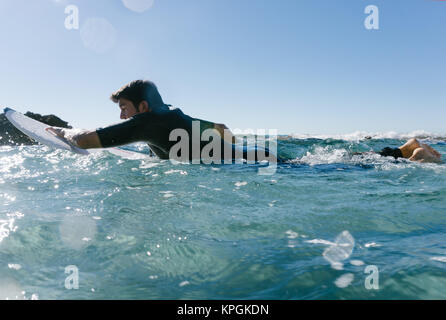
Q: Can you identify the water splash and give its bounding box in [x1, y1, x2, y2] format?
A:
[288, 130, 446, 142]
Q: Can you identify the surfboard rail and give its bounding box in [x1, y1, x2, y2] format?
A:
[4, 108, 148, 158]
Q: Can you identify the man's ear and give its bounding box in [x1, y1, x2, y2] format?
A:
[138, 101, 151, 113]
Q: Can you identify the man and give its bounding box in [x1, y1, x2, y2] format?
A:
[359, 138, 442, 163]
[48, 80, 276, 163]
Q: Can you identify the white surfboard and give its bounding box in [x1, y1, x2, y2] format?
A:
[4, 108, 148, 159]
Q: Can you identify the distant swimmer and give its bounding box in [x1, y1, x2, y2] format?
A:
[355, 138, 442, 163]
[47, 80, 278, 163]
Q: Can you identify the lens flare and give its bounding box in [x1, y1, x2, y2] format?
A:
[122, 0, 155, 13]
[80, 18, 117, 54]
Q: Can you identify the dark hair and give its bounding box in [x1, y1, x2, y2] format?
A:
[110, 80, 165, 110]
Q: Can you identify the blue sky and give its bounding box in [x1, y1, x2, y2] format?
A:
[0, 0, 445, 135]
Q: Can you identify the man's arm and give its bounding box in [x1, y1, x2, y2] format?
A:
[74, 131, 102, 149]
[47, 127, 103, 149]
[49, 114, 151, 150]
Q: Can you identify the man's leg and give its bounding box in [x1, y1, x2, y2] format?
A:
[399, 138, 422, 158]
[409, 147, 442, 163]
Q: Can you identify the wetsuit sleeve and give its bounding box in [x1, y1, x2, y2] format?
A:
[96, 116, 150, 148]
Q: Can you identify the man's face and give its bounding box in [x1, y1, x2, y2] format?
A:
[119, 98, 139, 119]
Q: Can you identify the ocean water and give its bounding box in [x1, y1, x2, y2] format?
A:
[1, 133, 446, 300]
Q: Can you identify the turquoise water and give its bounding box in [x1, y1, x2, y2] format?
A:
[1, 135, 446, 299]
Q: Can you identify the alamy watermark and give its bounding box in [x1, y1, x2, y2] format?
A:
[64, 265, 79, 290]
[364, 265, 379, 290]
[65, 4, 380, 32]
[364, 5, 379, 30]
[64, 5, 79, 30]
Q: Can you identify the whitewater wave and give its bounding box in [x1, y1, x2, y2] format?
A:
[285, 145, 446, 171]
[283, 130, 446, 142]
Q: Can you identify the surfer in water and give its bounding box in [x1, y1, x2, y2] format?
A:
[48, 80, 278, 163]
[357, 138, 442, 163]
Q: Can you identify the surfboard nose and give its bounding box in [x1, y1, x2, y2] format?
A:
[3, 107, 13, 113]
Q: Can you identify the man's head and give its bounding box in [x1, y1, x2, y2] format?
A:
[110, 80, 166, 119]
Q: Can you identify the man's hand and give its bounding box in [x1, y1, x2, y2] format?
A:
[46, 127, 67, 139]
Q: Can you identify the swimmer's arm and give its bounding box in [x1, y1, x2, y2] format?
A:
[47, 127, 103, 149]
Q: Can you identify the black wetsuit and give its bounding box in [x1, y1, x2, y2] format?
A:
[353, 147, 403, 159]
[96, 107, 276, 162]
[378, 147, 403, 159]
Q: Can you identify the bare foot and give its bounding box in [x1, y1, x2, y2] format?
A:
[421, 143, 441, 159]
[409, 147, 442, 163]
